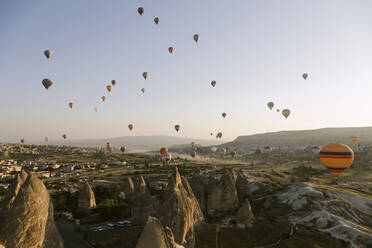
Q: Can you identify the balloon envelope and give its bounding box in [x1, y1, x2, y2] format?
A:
[141, 88, 145, 93]
[168, 47, 174, 54]
[128, 124, 134, 131]
[154, 17, 159, 24]
[111, 80, 116, 86]
[222, 112, 226, 118]
[193, 34, 199, 43]
[211, 147, 218, 152]
[143, 72, 148, 80]
[303, 73, 308, 80]
[106, 85, 112, 92]
[174, 125, 180, 132]
[42, 79, 53, 90]
[138, 7, 144, 15]
[350, 135, 359, 143]
[160, 147, 168, 155]
[211, 80, 216, 87]
[282, 109, 290, 119]
[319, 143, 354, 180]
[68, 102, 74, 109]
[62, 134, 67, 139]
[120, 146, 126, 153]
[44, 50, 52, 59]
[101, 96, 106, 102]
[267, 102, 274, 110]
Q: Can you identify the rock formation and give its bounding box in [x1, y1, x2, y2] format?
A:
[135, 217, 183, 248]
[236, 198, 254, 227]
[78, 181, 96, 210]
[132, 176, 153, 226]
[0, 171, 64, 248]
[123, 176, 135, 196]
[207, 169, 239, 214]
[189, 169, 207, 215]
[235, 170, 251, 204]
[158, 167, 204, 248]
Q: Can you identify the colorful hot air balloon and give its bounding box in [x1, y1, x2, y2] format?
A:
[193, 34, 199, 43]
[111, 80, 116, 87]
[168, 47, 174, 54]
[20, 139, 24, 144]
[42, 79, 53, 90]
[162, 152, 172, 163]
[312, 146, 321, 154]
[138, 7, 144, 16]
[302, 73, 308, 80]
[128, 124, 134, 131]
[68, 102, 74, 109]
[62, 134, 67, 139]
[222, 112, 227, 118]
[211, 147, 218, 152]
[160, 147, 168, 155]
[120, 146, 126, 153]
[106, 85, 112, 92]
[350, 135, 359, 143]
[141, 88, 145, 94]
[267, 102, 274, 110]
[154, 17, 159, 24]
[282, 109, 291, 119]
[143, 72, 148, 80]
[101, 96, 106, 102]
[211, 80, 216, 87]
[174, 125, 180, 132]
[263, 146, 272, 153]
[217, 132, 223, 139]
[97, 146, 102, 153]
[319, 143, 354, 181]
[44, 50, 52, 59]
[45, 137, 48, 142]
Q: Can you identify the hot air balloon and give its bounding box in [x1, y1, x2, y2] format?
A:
[20, 139, 24, 144]
[45, 137, 49, 142]
[174, 125, 180, 132]
[168, 47, 174, 54]
[190, 151, 196, 158]
[282, 109, 290, 119]
[42, 79, 53, 90]
[319, 143, 354, 181]
[154, 17, 159, 24]
[120, 146, 126, 153]
[101, 96, 106, 102]
[62, 134, 67, 139]
[211, 80, 216, 87]
[302, 73, 308, 80]
[106, 142, 113, 153]
[211, 147, 218, 152]
[193, 34, 199, 43]
[94, 107, 98, 112]
[111, 80, 116, 87]
[210, 133, 213, 136]
[162, 152, 172, 163]
[350, 135, 359, 143]
[44, 50, 52, 59]
[128, 124, 134, 131]
[160, 147, 168, 155]
[141, 88, 145, 94]
[97, 146, 102, 153]
[68, 102, 74, 109]
[277, 109, 280, 112]
[267, 102, 274, 110]
[138, 7, 144, 16]
[263, 146, 272, 153]
[312, 146, 321, 154]
[217, 132, 223, 139]
[107, 85, 112, 92]
[143, 72, 148, 80]
[222, 112, 227, 118]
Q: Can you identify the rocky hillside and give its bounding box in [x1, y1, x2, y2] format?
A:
[222, 127, 372, 151]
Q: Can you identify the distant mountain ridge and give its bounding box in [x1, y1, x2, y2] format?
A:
[222, 127, 372, 151]
[45, 135, 224, 152]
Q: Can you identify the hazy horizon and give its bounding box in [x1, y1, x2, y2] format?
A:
[1, 0, 372, 143]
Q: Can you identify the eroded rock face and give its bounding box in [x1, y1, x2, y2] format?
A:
[135, 217, 183, 248]
[189, 169, 207, 215]
[132, 176, 154, 226]
[78, 182, 96, 210]
[0, 171, 64, 248]
[235, 170, 251, 204]
[236, 198, 254, 227]
[207, 169, 239, 213]
[158, 167, 204, 248]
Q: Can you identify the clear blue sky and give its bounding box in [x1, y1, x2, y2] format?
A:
[1, 0, 372, 143]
